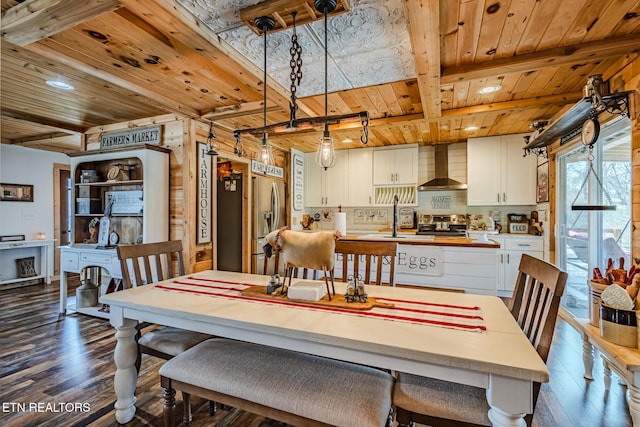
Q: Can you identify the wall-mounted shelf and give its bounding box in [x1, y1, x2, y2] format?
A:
[524, 91, 631, 152]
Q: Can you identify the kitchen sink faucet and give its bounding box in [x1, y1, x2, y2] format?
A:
[392, 194, 399, 238]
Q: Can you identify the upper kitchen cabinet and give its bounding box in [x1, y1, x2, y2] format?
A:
[304, 151, 348, 207]
[373, 145, 419, 186]
[467, 135, 536, 206]
[347, 148, 373, 206]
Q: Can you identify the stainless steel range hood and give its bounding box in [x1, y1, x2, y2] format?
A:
[418, 144, 468, 191]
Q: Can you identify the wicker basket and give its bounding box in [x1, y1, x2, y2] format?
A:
[588, 280, 609, 327]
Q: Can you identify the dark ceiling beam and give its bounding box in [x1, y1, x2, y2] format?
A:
[441, 92, 584, 119]
[403, 0, 441, 123]
[329, 92, 583, 131]
[441, 34, 640, 85]
[201, 101, 282, 121]
[11, 131, 74, 143]
[1, 109, 86, 134]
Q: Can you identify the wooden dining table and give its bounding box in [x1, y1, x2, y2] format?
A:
[101, 270, 548, 426]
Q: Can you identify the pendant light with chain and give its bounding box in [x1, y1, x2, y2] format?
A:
[314, 0, 338, 170]
[255, 16, 276, 169]
[205, 121, 218, 156]
[233, 1, 370, 152]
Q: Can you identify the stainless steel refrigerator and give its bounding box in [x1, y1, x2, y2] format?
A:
[251, 175, 286, 274]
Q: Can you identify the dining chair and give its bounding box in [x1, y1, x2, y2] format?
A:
[393, 253, 568, 427]
[116, 240, 214, 421]
[334, 239, 397, 286]
[262, 246, 318, 280]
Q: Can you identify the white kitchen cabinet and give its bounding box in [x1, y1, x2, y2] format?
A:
[347, 148, 373, 206]
[373, 145, 419, 185]
[304, 151, 348, 207]
[467, 135, 536, 206]
[493, 235, 543, 296]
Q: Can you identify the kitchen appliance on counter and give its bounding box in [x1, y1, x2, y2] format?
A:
[251, 175, 285, 274]
[507, 213, 529, 234]
[416, 214, 467, 236]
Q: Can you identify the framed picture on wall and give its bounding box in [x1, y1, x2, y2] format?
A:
[536, 162, 549, 203]
[0, 183, 33, 202]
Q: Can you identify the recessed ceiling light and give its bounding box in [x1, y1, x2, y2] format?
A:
[477, 84, 502, 94]
[464, 125, 479, 131]
[46, 80, 75, 91]
[341, 138, 353, 144]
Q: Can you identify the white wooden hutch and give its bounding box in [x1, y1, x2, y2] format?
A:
[59, 144, 169, 317]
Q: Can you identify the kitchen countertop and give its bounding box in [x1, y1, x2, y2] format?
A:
[340, 234, 500, 248]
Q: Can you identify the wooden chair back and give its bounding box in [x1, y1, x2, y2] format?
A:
[117, 240, 185, 288]
[334, 240, 397, 286]
[262, 251, 319, 280]
[509, 253, 568, 363]
[262, 249, 282, 276]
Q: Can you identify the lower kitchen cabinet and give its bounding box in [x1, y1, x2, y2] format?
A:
[493, 235, 543, 296]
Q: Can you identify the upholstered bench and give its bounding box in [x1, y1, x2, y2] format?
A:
[159, 338, 394, 427]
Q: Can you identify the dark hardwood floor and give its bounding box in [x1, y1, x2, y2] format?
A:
[0, 279, 633, 427]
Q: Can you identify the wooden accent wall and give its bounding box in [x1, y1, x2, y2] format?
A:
[85, 113, 288, 275]
[630, 88, 640, 261]
[84, 114, 192, 266]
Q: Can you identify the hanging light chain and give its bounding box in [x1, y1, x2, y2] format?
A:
[360, 112, 369, 145]
[289, 11, 302, 125]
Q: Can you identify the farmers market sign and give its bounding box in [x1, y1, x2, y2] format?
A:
[100, 126, 161, 149]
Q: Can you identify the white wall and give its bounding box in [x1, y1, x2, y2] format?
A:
[0, 144, 70, 240]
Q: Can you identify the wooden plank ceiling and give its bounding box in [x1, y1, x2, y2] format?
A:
[1, 0, 639, 154]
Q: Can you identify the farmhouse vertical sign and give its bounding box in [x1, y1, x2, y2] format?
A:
[197, 143, 212, 244]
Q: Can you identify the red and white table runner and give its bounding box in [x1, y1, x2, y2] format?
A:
[156, 277, 486, 332]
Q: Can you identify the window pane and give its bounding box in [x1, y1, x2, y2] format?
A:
[558, 120, 631, 319]
[600, 130, 631, 270]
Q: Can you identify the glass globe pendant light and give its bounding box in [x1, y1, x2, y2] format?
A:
[255, 16, 276, 170]
[314, 0, 338, 170]
[259, 132, 274, 166]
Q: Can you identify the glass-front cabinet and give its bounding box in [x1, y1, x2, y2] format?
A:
[59, 144, 170, 317]
[68, 144, 170, 246]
